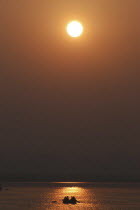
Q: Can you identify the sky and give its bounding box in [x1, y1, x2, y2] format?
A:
[0, 0, 140, 181]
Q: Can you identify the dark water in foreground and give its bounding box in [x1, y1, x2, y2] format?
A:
[0, 182, 140, 209]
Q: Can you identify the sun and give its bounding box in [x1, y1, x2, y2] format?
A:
[66, 21, 83, 38]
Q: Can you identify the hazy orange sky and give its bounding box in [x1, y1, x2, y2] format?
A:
[0, 0, 140, 181]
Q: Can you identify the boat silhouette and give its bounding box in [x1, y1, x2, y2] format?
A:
[63, 196, 80, 204]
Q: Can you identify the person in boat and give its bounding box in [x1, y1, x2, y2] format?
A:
[63, 196, 70, 204]
[70, 196, 77, 204]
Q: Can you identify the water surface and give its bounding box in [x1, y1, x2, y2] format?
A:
[0, 182, 140, 209]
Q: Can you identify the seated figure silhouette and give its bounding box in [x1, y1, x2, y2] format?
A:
[70, 196, 77, 204]
[63, 196, 70, 204]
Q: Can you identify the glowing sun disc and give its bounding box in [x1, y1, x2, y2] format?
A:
[67, 21, 83, 38]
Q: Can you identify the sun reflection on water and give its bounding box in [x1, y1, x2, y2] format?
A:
[32, 183, 99, 209]
[62, 186, 83, 195]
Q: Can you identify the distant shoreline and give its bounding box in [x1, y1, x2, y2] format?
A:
[1, 181, 140, 183]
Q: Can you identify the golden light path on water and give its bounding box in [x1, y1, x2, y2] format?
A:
[37, 183, 99, 209]
[61, 186, 84, 195]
